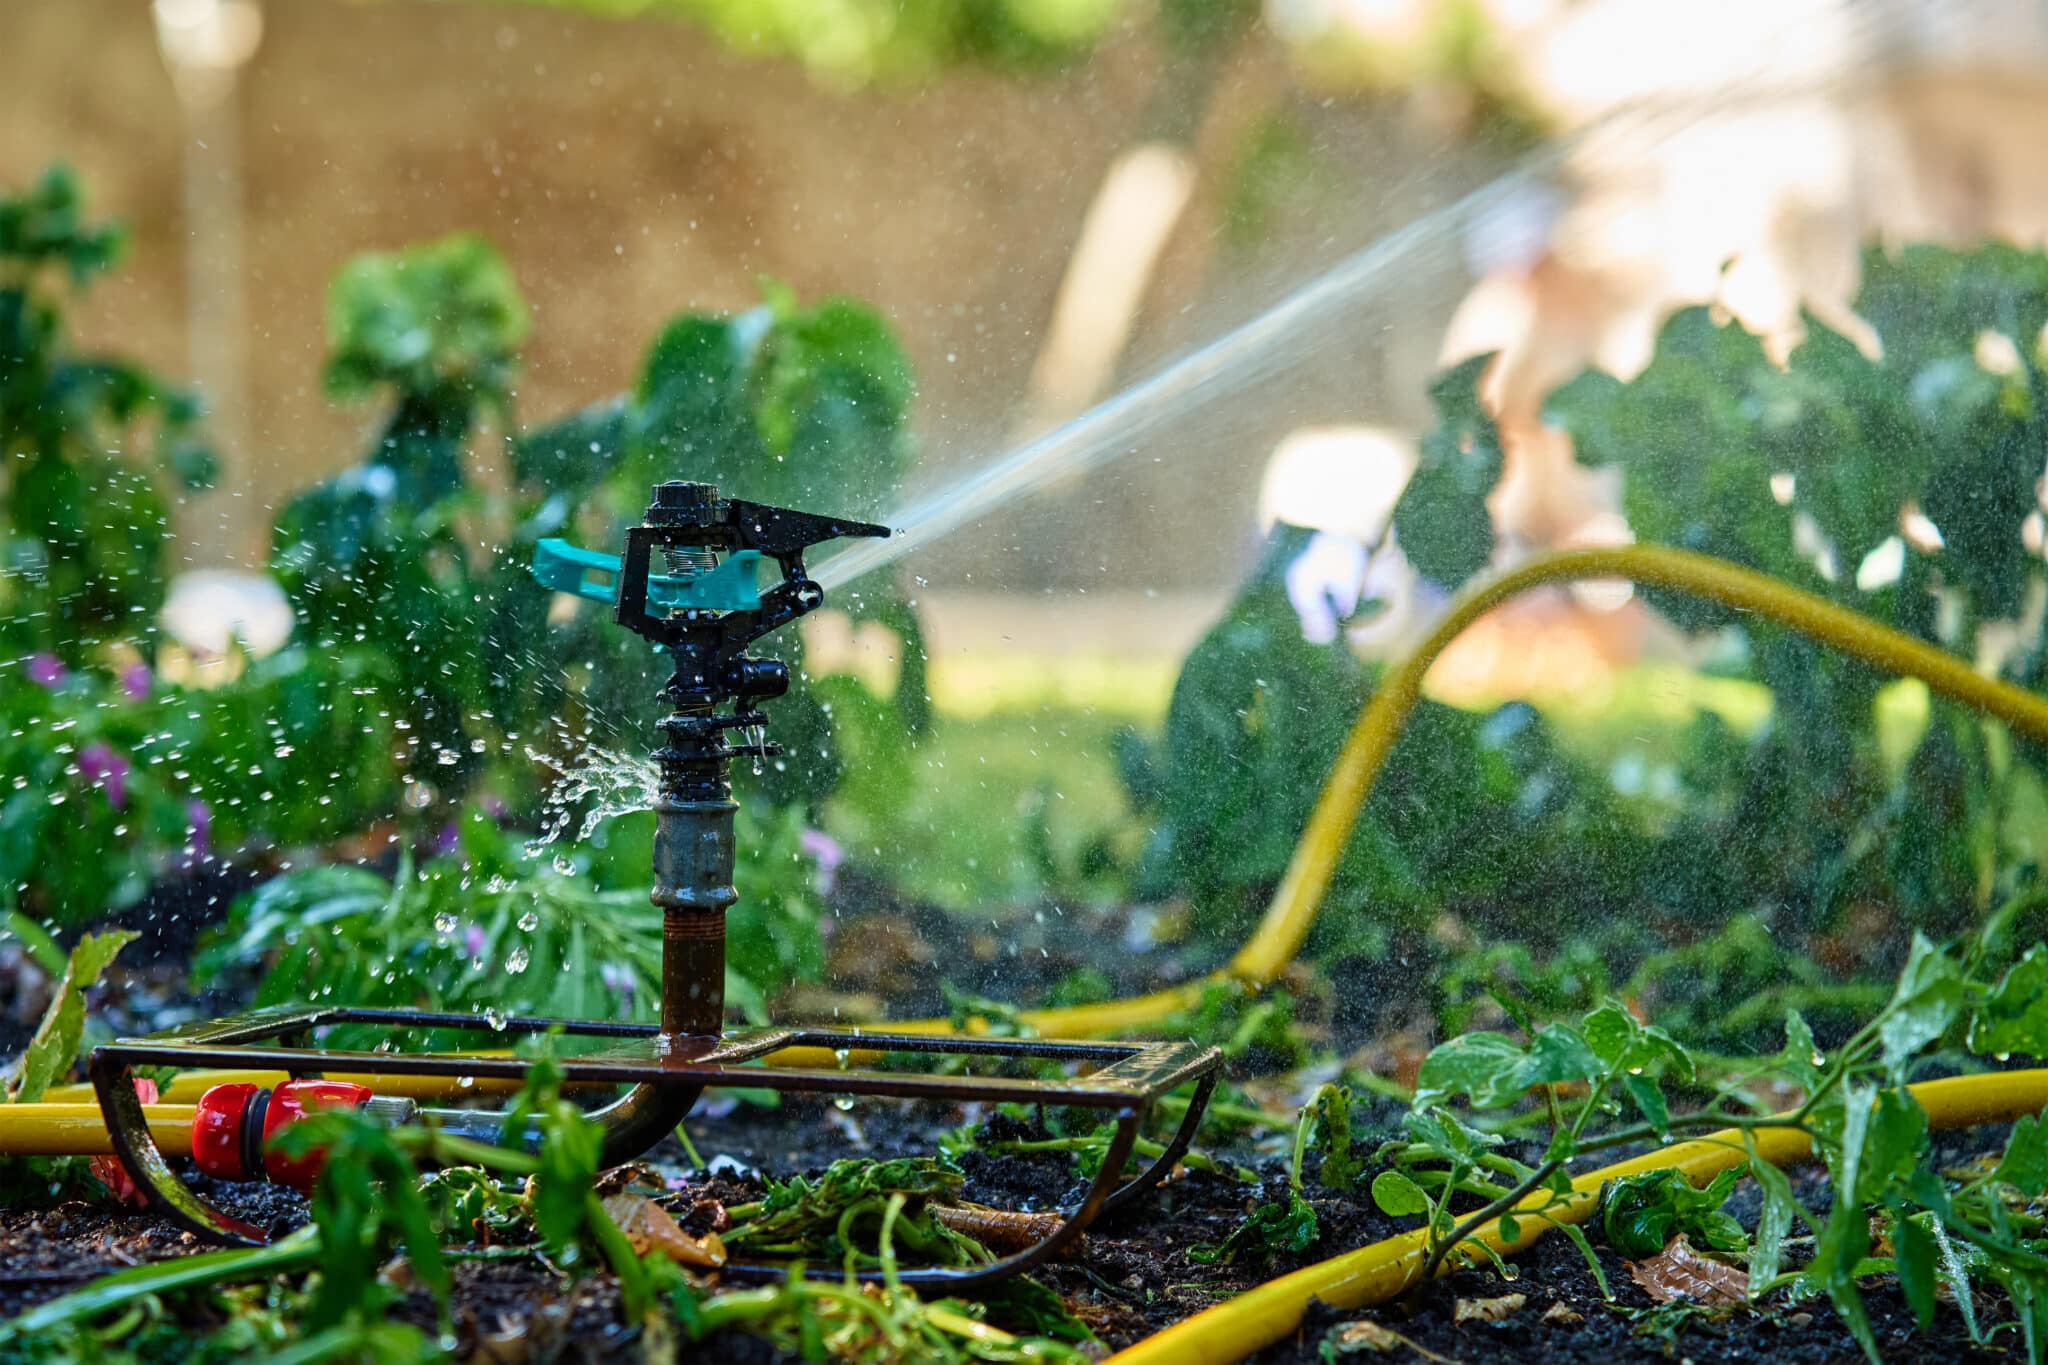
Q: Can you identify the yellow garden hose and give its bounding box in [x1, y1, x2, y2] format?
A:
[0, 1104, 197, 1158]
[1105, 1068, 2048, 1365]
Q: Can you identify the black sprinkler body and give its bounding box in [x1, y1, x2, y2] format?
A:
[87, 481, 1223, 1290]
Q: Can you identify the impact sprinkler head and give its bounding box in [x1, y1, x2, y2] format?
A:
[87, 479, 1224, 1292]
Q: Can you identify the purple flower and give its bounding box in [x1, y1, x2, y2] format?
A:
[799, 827, 845, 897]
[78, 743, 131, 810]
[27, 653, 65, 689]
[464, 925, 487, 958]
[435, 822, 461, 855]
[481, 793, 509, 821]
[120, 662, 152, 701]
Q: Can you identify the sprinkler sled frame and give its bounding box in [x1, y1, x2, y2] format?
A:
[89, 480, 1224, 1289]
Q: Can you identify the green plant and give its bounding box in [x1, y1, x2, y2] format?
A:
[0, 165, 214, 664]
[1374, 894, 2048, 1361]
[197, 801, 827, 1026]
[1541, 246, 2048, 938]
[0, 929, 141, 1208]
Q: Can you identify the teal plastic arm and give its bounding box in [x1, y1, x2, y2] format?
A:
[530, 537, 763, 612]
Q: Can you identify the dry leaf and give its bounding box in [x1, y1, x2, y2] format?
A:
[602, 1193, 728, 1268]
[1328, 1321, 1405, 1352]
[1626, 1234, 1746, 1305]
[1540, 1302, 1583, 1325]
[931, 1204, 1070, 1255]
[1324, 1321, 1460, 1362]
[1453, 1292, 1526, 1324]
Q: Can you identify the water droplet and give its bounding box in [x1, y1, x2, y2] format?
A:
[484, 1007, 509, 1031]
[832, 1048, 850, 1069]
[517, 910, 539, 932]
[433, 912, 458, 935]
[832, 1095, 855, 1112]
[505, 947, 530, 973]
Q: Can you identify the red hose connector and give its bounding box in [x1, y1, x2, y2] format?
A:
[191, 1079, 375, 1190]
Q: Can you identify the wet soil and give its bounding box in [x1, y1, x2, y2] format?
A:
[0, 886, 2022, 1360]
[2, 1090, 2012, 1363]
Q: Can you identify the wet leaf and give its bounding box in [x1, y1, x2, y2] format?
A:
[9, 928, 136, 1103]
[1626, 1235, 1747, 1305]
[1878, 936, 1964, 1073]
[1991, 1113, 2048, 1193]
[1371, 1169, 1429, 1218]
[1971, 944, 2048, 1058]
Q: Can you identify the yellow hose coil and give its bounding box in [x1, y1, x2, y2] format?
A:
[1105, 1068, 2048, 1365]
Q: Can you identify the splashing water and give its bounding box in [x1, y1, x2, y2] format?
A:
[525, 741, 662, 853]
[810, 4, 1954, 595]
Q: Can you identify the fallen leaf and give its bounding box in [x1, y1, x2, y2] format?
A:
[1626, 1234, 1746, 1305]
[1327, 1321, 1404, 1353]
[602, 1193, 727, 1268]
[1540, 1302, 1583, 1325]
[1324, 1321, 1461, 1362]
[1453, 1292, 1526, 1324]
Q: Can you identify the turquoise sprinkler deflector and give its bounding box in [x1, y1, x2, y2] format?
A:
[530, 535, 765, 612]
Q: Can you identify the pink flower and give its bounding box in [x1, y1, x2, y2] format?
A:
[120, 663, 152, 700]
[78, 743, 131, 810]
[798, 827, 845, 897]
[27, 653, 65, 688]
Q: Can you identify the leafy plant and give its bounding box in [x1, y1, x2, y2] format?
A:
[196, 802, 828, 1027]
[0, 929, 140, 1209]
[1377, 893, 2048, 1362]
[0, 165, 214, 664]
[1541, 245, 2048, 937]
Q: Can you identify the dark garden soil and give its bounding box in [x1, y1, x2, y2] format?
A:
[0, 1086, 2018, 1363]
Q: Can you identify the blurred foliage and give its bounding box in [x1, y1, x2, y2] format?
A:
[471, 0, 1131, 85]
[1134, 240, 2048, 998]
[0, 165, 215, 665]
[1546, 243, 2048, 937]
[1121, 375, 1645, 956]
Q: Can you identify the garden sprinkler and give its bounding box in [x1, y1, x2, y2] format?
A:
[89, 481, 1223, 1289]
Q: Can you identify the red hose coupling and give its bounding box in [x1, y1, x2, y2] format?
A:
[191, 1079, 375, 1191]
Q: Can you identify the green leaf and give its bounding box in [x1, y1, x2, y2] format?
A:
[1370, 1168, 1430, 1218]
[1748, 1153, 1800, 1299]
[1413, 1031, 1528, 1109]
[1394, 352, 1502, 588]
[8, 928, 137, 1103]
[1878, 934, 1964, 1073]
[1993, 1112, 2048, 1192]
[1894, 1212, 1939, 1332]
[1972, 944, 2048, 1058]
[1855, 1088, 1928, 1204]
